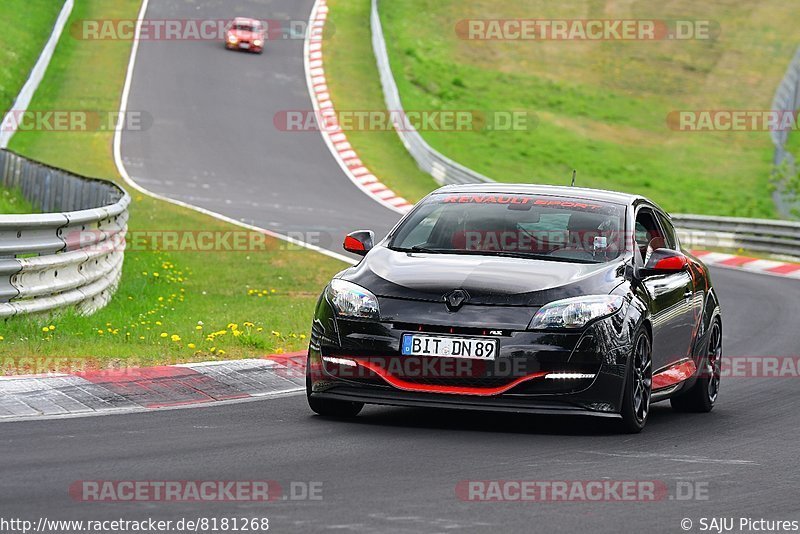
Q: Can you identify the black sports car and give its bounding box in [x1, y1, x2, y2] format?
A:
[306, 184, 722, 432]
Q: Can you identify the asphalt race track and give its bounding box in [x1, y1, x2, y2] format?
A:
[3, 0, 799, 532]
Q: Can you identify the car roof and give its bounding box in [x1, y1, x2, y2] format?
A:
[432, 183, 651, 208]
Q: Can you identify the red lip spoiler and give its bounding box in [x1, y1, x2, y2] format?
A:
[355, 359, 547, 396]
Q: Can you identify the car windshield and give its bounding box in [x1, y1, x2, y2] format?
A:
[389, 192, 627, 263]
[233, 23, 257, 32]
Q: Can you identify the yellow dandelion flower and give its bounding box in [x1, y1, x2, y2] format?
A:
[48, 325, 56, 331]
[188, 343, 196, 349]
[217, 350, 226, 355]
[160, 332, 168, 338]
[195, 325, 203, 330]
[42, 327, 49, 333]
[171, 334, 181, 342]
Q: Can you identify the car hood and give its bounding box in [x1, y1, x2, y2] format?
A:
[342, 246, 625, 307]
[231, 30, 259, 40]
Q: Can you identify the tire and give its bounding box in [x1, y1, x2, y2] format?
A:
[306, 357, 364, 418]
[619, 328, 653, 434]
[671, 319, 721, 413]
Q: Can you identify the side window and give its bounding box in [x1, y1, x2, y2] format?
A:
[634, 208, 664, 263]
[656, 212, 679, 250]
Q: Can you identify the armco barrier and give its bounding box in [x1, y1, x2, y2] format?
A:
[673, 215, 800, 258]
[370, 0, 492, 186]
[370, 0, 800, 258]
[0, 149, 129, 317]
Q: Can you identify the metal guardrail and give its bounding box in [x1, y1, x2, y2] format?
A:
[0, 149, 129, 317]
[370, 0, 492, 186]
[770, 46, 800, 217]
[370, 0, 800, 259]
[673, 215, 800, 258]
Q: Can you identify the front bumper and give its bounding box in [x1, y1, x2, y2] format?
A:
[308, 297, 635, 416]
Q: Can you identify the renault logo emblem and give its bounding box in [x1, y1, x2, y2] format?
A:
[444, 289, 469, 311]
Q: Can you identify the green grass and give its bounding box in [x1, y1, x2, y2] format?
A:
[0, 0, 63, 211]
[0, 0, 64, 114]
[0, 187, 37, 214]
[325, 0, 797, 218]
[0, 0, 345, 369]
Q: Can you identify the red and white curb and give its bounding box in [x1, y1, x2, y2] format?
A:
[691, 250, 800, 279]
[304, 0, 414, 215]
[0, 353, 307, 421]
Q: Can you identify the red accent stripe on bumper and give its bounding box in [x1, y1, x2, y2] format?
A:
[355, 360, 547, 396]
[652, 359, 697, 390]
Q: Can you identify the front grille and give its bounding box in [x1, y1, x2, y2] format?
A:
[393, 322, 511, 337]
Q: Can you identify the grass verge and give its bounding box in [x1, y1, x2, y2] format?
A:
[0, 0, 64, 114]
[0, 187, 37, 214]
[0, 0, 344, 369]
[325, 0, 796, 218]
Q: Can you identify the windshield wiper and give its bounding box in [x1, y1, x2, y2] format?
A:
[456, 249, 598, 264]
[389, 245, 443, 254]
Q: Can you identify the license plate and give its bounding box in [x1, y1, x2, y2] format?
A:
[401, 334, 498, 360]
[240, 43, 250, 49]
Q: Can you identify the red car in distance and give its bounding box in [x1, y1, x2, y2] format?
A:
[225, 18, 265, 54]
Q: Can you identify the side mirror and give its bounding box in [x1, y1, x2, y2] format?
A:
[343, 230, 374, 256]
[643, 248, 688, 274]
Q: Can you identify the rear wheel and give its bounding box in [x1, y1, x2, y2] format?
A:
[619, 329, 652, 434]
[306, 356, 363, 418]
[671, 319, 722, 413]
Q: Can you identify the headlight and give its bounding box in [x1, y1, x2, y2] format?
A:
[529, 295, 624, 330]
[227, 34, 238, 43]
[253, 39, 263, 46]
[326, 279, 380, 320]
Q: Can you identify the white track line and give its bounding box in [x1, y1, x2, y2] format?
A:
[112, 0, 354, 266]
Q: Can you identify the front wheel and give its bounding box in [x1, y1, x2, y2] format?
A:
[306, 357, 363, 418]
[619, 329, 652, 434]
[671, 319, 722, 413]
